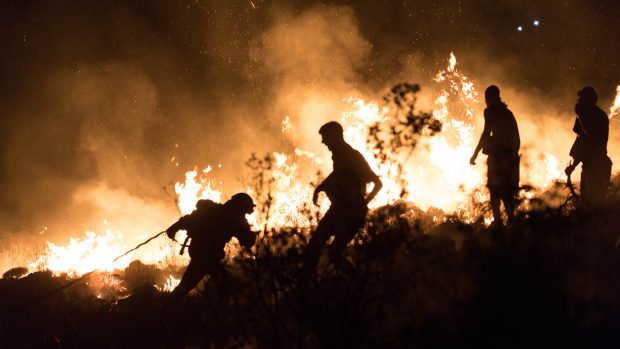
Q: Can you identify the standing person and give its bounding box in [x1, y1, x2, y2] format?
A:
[565, 86, 612, 206]
[165, 193, 257, 301]
[470, 85, 521, 226]
[304, 121, 382, 275]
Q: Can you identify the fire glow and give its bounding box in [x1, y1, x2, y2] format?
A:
[610, 85, 620, 118]
[26, 53, 569, 281]
[29, 230, 127, 276]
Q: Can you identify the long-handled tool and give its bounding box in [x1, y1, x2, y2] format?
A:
[8, 230, 175, 315]
[113, 231, 168, 262]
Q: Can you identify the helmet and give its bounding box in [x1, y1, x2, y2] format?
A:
[230, 193, 255, 212]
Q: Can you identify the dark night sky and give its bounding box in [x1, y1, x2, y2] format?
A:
[0, 0, 619, 239]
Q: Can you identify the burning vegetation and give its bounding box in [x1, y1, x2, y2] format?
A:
[20, 54, 570, 277]
[1, 53, 620, 348]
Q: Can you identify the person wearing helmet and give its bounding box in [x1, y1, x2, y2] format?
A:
[165, 192, 257, 300]
[304, 121, 382, 276]
[565, 87, 611, 206]
[470, 85, 521, 226]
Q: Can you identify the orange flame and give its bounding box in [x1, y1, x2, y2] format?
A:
[29, 230, 127, 276]
[156, 274, 181, 293]
[175, 166, 223, 214]
[27, 52, 573, 280]
[610, 85, 620, 119]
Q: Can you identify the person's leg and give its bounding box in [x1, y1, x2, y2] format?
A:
[503, 194, 516, 223]
[170, 259, 207, 301]
[203, 260, 231, 312]
[490, 193, 503, 226]
[487, 157, 503, 226]
[589, 156, 612, 205]
[505, 154, 520, 223]
[580, 163, 594, 206]
[328, 230, 352, 265]
[303, 210, 337, 277]
[328, 207, 365, 264]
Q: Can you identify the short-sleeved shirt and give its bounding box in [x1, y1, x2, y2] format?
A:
[481, 103, 520, 156]
[481, 102, 520, 195]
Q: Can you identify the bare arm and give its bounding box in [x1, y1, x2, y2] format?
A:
[312, 175, 331, 205]
[565, 159, 582, 176]
[365, 174, 383, 205]
[470, 113, 491, 165]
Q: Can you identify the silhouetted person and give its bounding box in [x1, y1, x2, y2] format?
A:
[166, 193, 257, 301]
[304, 121, 382, 276]
[565, 86, 612, 206]
[470, 85, 520, 226]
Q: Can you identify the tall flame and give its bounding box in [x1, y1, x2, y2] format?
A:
[175, 166, 223, 213]
[25, 52, 571, 280]
[398, 52, 484, 214]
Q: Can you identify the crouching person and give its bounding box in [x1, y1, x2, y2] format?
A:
[165, 193, 257, 301]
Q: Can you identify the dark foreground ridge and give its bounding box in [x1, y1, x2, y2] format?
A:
[2, 185, 620, 348]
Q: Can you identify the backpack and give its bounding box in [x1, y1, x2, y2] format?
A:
[184, 199, 223, 239]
